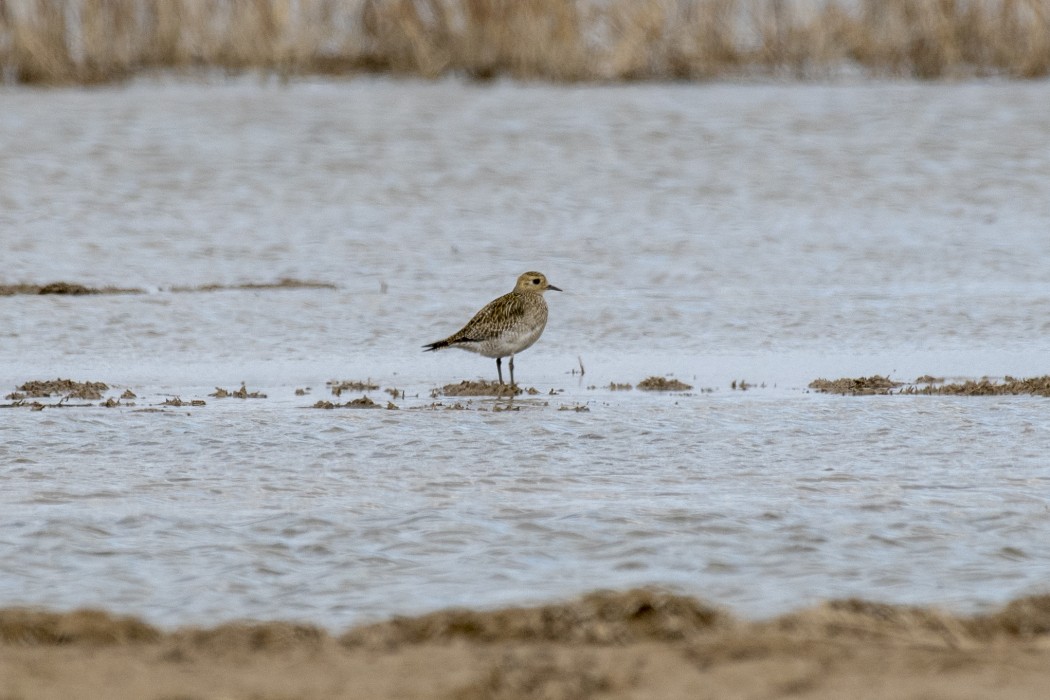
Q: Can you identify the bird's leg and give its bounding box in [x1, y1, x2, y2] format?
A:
[509, 355, 515, 388]
[496, 357, 504, 385]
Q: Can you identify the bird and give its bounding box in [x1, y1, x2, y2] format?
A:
[423, 271, 561, 387]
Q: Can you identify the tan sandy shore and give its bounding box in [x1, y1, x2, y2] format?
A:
[3, 589, 1050, 699]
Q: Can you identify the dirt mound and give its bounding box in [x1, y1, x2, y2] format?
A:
[161, 397, 206, 407]
[0, 608, 159, 646]
[0, 283, 140, 295]
[899, 375, 1050, 396]
[10, 378, 110, 400]
[0, 279, 333, 296]
[173, 278, 335, 293]
[436, 380, 530, 397]
[312, 396, 393, 409]
[810, 375, 1050, 397]
[328, 379, 379, 396]
[209, 383, 267, 399]
[340, 589, 730, 648]
[808, 375, 902, 395]
[636, 376, 692, 391]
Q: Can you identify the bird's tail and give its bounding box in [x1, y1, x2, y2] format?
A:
[422, 340, 449, 352]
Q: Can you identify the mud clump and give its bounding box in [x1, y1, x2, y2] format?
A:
[0, 283, 140, 296]
[637, 376, 692, 392]
[161, 397, 206, 407]
[0, 284, 46, 296]
[410, 402, 470, 411]
[810, 374, 1050, 397]
[328, 379, 379, 396]
[38, 282, 98, 295]
[1, 400, 47, 410]
[11, 379, 110, 400]
[899, 375, 1050, 397]
[312, 396, 392, 409]
[210, 383, 267, 399]
[808, 376, 902, 395]
[173, 278, 336, 293]
[731, 379, 764, 390]
[1, 279, 333, 297]
[436, 380, 534, 397]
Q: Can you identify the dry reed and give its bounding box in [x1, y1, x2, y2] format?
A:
[0, 0, 1048, 83]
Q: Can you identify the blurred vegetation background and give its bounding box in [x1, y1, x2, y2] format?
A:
[1, 0, 1048, 84]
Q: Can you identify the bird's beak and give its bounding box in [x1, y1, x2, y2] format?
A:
[546, 284, 562, 292]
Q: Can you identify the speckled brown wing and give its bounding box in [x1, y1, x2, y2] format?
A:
[436, 292, 527, 345]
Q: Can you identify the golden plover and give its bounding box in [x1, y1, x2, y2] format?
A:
[423, 271, 561, 386]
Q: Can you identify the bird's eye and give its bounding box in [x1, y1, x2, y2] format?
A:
[532, 278, 540, 284]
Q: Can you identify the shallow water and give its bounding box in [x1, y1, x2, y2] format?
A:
[2, 77, 1050, 627]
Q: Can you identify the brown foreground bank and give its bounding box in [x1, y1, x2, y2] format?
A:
[3, 589, 1050, 699]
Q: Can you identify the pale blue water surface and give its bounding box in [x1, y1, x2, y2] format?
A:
[2, 77, 1050, 627]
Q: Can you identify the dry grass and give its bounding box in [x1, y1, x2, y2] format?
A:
[1, 0, 1048, 84]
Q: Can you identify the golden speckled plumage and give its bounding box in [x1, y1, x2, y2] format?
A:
[423, 271, 561, 386]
